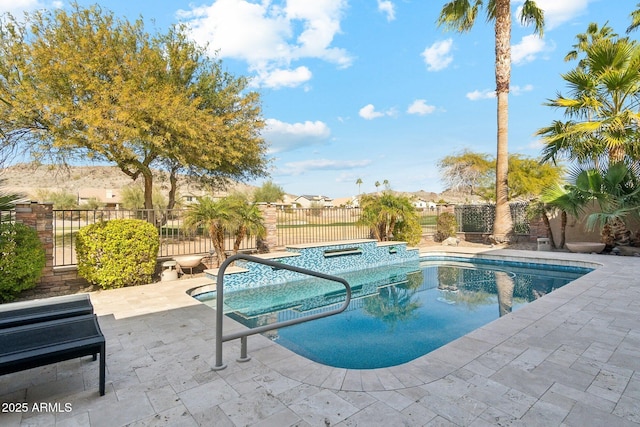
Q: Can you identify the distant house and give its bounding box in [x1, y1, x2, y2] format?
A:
[293, 195, 334, 209]
[332, 196, 359, 208]
[413, 199, 437, 211]
[78, 188, 122, 209]
[413, 199, 428, 209]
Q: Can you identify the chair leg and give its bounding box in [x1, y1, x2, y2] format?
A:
[99, 342, 106, 396]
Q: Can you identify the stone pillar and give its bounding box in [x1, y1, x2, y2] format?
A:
[15, 202, 54, 280]
[258, 203, 278, 252]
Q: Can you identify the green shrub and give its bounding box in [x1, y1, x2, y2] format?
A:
[435, 212, 458, 242]
[76, 219, 159, 289]
[0, 223, 46, 302]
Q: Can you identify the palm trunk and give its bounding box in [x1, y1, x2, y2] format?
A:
[492, 0, 513, 243]
[541, 212, 556, 249]
[210, 224, 227, 266]
[559, 211, 567, 249]
[233, 226, 246, 254]
[495, 271, 514, 317]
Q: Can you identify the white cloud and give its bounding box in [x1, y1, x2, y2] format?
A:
[178, 0, 352, 89]
[511, 84, 534, 95]
[466, 84, 532, 100]
[0, 0, 62, 16]
[407, 99, 436, 116]
[377, 0, 395, 21]
[358, 104, 396, 120]
[263, 118, 331, 153]
[511, 34, 547, 65]
[421, 39, 454, 72]
[281, 158, 372, 175]
[466, 89, 496, 101]
[517, 0, 590, 30]
[359, 104, 384, 120]
[254, 66, 313, 89]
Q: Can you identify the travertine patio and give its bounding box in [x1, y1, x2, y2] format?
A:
[1, 247, 640, 426]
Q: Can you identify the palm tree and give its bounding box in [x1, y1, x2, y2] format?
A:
[538, 35, 640, 166]
[358, 191, 422, 245]
[628, 3, 640, 33]
[538, 183, 585, 249]
[183, 196, 235, 266]
[437, 0, 544, 243]
[356, 178, 363, 194]
[225, 194, 266, 255]
[0, 180, 22, 221]
[573, 163, 640, 243]
[564, 22, 617, 66]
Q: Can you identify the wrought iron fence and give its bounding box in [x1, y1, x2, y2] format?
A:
[276, 206, 441, 246]
[276, 207, 370, 246]
[0, 209, 15, 225]
[53, 209, 255, 266]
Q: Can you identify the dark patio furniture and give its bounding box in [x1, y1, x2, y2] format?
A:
[0, 314, 106, 396]
[0, 294, 94, 329]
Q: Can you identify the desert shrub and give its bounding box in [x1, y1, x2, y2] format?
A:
[434, 212, 457, 242]
[0, 223, 46, 302]
[76, 219, 159, 289]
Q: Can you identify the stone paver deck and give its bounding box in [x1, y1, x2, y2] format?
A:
[1, 247, 640, 426]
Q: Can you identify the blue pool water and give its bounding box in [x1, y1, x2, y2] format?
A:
[196, 258, 591, 369]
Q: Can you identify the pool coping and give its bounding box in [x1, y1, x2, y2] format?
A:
[8, 245, 639, 426]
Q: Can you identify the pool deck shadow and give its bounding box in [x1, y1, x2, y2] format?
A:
[2, 246, 640, 426]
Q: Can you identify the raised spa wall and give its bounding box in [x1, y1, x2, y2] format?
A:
[204, 239, 419, 292]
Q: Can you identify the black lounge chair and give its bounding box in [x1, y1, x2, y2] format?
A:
[0, 314, 106, 396]
[0, 294, 94, 329]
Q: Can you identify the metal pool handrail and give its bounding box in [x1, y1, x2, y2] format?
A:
[213, 253, 352, 370]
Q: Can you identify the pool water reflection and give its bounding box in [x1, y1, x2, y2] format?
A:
[199, 259, 590, 369]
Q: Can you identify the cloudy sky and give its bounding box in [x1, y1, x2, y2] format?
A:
[0, 0, 634, 197]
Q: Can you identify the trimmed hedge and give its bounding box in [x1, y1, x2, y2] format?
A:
[76, 219, 159, 289]
[0, 223, 46, 302]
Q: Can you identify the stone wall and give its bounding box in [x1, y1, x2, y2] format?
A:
[14, 203, 96, 299]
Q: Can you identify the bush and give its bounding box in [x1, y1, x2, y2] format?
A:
[435, 212, 457, 242]
[0, 223, 46, 302]
[76, 219, 159, 289]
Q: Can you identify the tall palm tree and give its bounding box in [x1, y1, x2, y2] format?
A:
[437, 0, 544, 243]
[356, 178, 363, 194]
[183, 196, 235, 266]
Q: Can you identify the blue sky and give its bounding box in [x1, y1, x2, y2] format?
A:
[1, 1, 635, 198]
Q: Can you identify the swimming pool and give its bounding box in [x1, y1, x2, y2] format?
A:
[195, 257, 592, 369]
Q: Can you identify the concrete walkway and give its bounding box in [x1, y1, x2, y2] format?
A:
[1, 247, 640, 426]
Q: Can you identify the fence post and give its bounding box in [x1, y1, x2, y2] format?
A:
[15, 202, 54, 283]
[257, 203, 278, 252]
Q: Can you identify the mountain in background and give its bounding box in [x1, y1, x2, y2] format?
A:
[0, 163, 477, 205]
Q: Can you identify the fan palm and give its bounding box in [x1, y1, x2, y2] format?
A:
[225, 194, 266, 255]
[183, 196, 235, 266]
[628, 3, 640, 33]
[358, 192, 421, 245]
[538, 35, 640, 166]
[437, 0, 544, 243]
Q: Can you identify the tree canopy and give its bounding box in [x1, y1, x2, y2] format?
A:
[252, 181, 285, 204]
[438, 150, 562, 201]
[0, 4, 268, 211]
